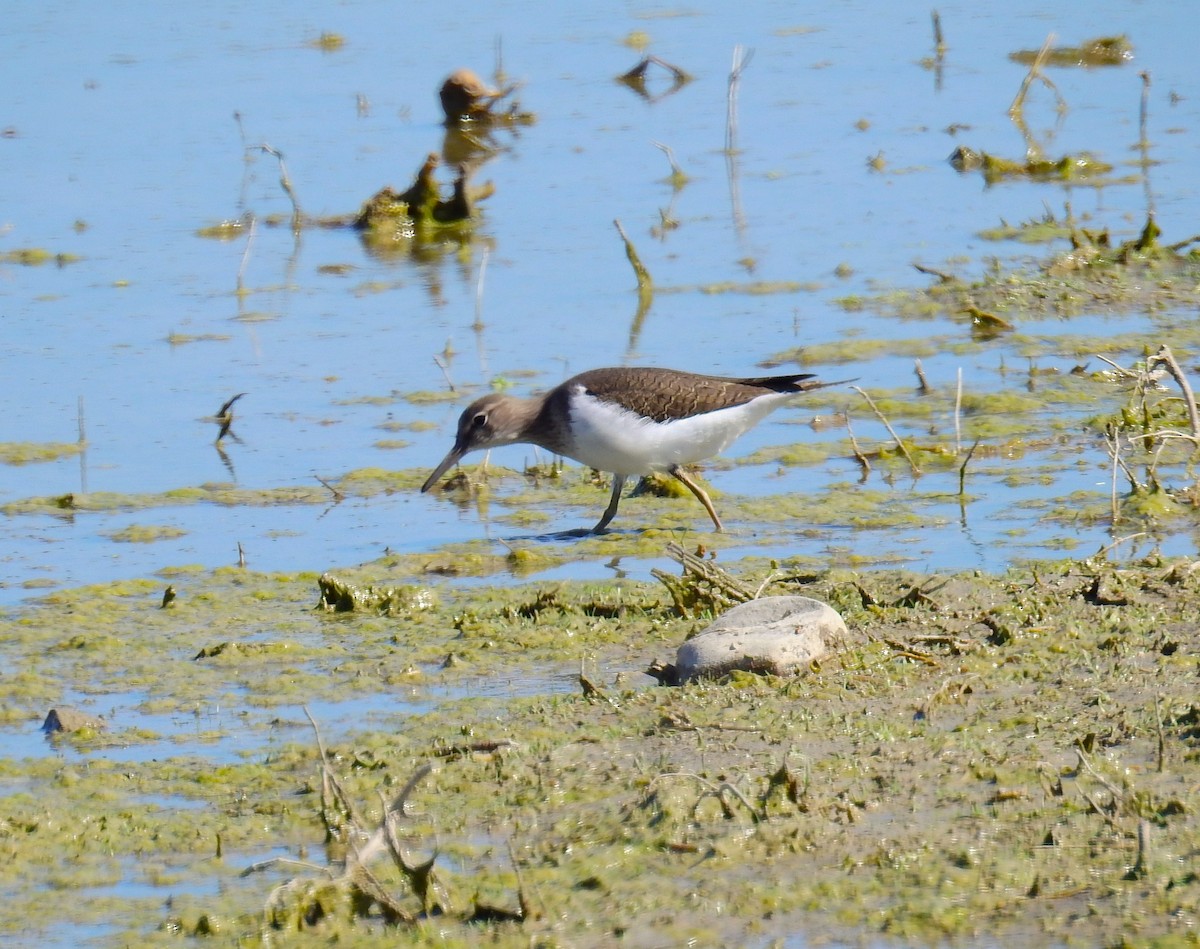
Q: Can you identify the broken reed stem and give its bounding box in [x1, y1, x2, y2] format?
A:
[725, 45, 754, 155]
[723, 47, 753, 238]
[651, 140, 687, 184]
[315, 474, 345, 500]
[851, 386, 921, 475]
[1149, 344, 1200, 438]
[1010, 34, 1062, 117]
[954, 367, 963, 455]
[1139, 70, 1151, 149]
[613, 218, 652, 292]
[236, 214, 257, 292]
[1093, 532, 1148, 560]
[931, 10, 946, 54]
[493, 35, 506, 87]
[304, 704, 329, 764]
[1137, 71, 1157, 219]
[77, 394, 88, 496]
[1094, 353, 1141, 379]
[473, 245, 490, 331]
[958, 438, 979, 497]
[433, 354, 455, 392]
[1107, 426, 1122, 524]
[914, 359, 929, 395]
[845, 413, 871, 477]
[1114, 437, 1144, 491]
[655, 541, 755, 606]
[253, 143, 302, 233]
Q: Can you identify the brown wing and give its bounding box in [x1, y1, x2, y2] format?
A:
[569, 367, 821, 422]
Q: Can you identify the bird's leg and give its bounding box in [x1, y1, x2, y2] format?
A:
[669, 465, 724, 532]
[591, 474, 627, 533]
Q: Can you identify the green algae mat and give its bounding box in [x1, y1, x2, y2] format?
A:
[1, 553, 1197, 948]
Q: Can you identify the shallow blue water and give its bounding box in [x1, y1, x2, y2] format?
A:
[3, 2, 1198, 604]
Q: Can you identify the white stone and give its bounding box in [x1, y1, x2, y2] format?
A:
[673, 596, 849, 683]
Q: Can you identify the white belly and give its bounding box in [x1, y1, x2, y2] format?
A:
[566, 388, 791, 475]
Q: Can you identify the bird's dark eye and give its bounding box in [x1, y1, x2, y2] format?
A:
[471, 412, 488, 429]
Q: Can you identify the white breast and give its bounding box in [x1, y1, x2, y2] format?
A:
[565, 387, 793, 475]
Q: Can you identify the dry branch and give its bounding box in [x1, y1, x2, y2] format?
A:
[852, 386, 921, 475]
[1148, 344, 1200, 439]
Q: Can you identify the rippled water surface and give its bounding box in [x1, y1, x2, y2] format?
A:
[4, 0, 1199, 602]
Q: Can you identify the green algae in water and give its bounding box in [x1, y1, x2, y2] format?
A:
[0, 441, 84, 465]
[106, 523, 188, 543]
[0, 247, 81, 266]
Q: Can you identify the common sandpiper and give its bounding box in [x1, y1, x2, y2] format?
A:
[421, 366, 839, 533]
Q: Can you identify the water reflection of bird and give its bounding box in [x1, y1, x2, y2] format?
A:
[214, 392, 246, 442]
[422, 367, 841, 533]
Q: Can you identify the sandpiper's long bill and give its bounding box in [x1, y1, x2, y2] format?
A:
[421, 366, 840, 533]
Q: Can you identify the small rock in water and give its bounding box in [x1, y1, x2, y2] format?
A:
[652, 596, 851, 685]
[42, 707, 105, 734]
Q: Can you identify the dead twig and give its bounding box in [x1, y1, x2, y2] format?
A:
[77, 394, 89, 496]
[433, 354, 456, 392]
[1009, 34, 1065, 118]
[315, 475, 345, 501]
[958, 438, 979, 497]
[651, 541, 756, 615]
[652, 140, 688, 187]
[884, 639, 941, 666]
[473, 245, 489, 332]
[613, 218, 652, 293]
[954, 367, 963, 455]
[237, 214, 257, 292]
[725, 45, 754, 155]
[724, 46, 753, 238]
[652, 772, 763, 824]
[1094, 353, 1146, 381]
[1148, 344, 1200, 439]
[845, 413, 871, 479]
[1093, 532, 1149, 560]
[913, 262, 955, 283]
[251, 143, 303, 233]
[658, 710, 761, 733]
[931, 10, 946, 55]
[914, 359, 930, 394]
[852, 386, 921, 475]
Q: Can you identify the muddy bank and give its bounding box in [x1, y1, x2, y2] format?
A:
[0, 552, 1196, 947]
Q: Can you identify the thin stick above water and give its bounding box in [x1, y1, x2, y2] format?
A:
[613, 218, 652, 292]
[725, 45, 754, 155]
[252, 143, 302, 233]
[1149, 344, 1200, 438]
[852, 386, 921, 475]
